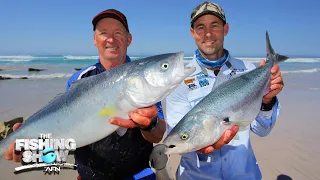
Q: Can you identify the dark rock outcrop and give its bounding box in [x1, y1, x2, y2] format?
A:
[28, 68, 46, 72]
[0, 76, 28, 80]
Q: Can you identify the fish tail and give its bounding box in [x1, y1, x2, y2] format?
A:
[266, 31, 289, 64]
[0, 128, 22, 159]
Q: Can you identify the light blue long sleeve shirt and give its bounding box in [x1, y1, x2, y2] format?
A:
[163, 53, 280, 180]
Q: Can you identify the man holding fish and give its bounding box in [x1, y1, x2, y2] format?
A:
[152, 1, 285, 180]
[3, 9, 176, 180]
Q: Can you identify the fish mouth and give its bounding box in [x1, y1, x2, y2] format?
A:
[163, 143, 189, 155]
[171, 66, 196, 85]
[171, 52, 196, 85]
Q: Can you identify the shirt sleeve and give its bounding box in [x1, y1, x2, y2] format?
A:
[66, 70, 83, 91]
[164, 83, 192, 133]
[250, 98, 280, 137]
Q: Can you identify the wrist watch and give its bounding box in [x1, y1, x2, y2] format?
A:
[141, 116, 159, 132]
[260, 96, 277, 111]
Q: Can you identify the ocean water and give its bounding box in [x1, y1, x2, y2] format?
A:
[0, 55, 319, 80]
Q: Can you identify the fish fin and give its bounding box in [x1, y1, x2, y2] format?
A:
[233, 120, 252, 131]
[98, 106, 117, 116]
[116, 128, 128, 136]
[212, 70, 245, 91]
[69, 79, 82, 90]
[266, 31, 275, 56]
[277, 55, 289, 63]
[48, 93, 64, 104]
[266, 31, 289, 64]
[211, 71, 230, 91]
[233, 133, 240, 140]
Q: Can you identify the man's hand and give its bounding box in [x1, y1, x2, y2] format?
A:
[109, 105, 158, 129]
[197, 125, 239, 154]
[5, 123, 23, 162]
[259, 60, 284, 104]
[109, 105, 166, 143]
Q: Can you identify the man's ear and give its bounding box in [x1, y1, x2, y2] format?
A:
[224, 23, 229, 36]
[190, 27, 195, 39]
[93, 32, 97, 47]
[127, 33, 132, 47]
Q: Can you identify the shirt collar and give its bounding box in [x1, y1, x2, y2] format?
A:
[188, 52, 233, 77]
[96, 55, 131, 70]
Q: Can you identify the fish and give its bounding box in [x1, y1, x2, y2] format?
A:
[0, 52, 196, 158]
[157, 31, 288, 156]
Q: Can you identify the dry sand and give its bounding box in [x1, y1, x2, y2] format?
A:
[0, 72, 320, 180]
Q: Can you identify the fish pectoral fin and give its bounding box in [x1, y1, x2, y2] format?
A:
[233, 133, 240, 140]
[233, 120, 252, 131]
[98, 106, 117, 116]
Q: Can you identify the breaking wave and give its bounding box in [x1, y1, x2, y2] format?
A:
[238, 57, 320, 63]
[0, 73, 72, 79]
[282, 68, 320, 74]
[63, 55, 99, 60]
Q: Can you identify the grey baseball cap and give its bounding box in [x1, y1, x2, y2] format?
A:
[190, 1, 226, 27]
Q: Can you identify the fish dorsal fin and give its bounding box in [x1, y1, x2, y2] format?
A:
[69, 77, 90, 90]
[212, 70, 245, 91]
[69, 80, 81, 90]
[211, 71, 230, 91]
[50, 93, 64, 103]
[266, 31, 275, 57]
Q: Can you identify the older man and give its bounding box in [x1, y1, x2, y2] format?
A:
[5, 9, 166, 180]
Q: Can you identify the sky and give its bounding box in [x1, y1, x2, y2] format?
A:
[0, 0, 319, 57]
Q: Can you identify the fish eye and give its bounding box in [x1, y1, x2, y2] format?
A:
[181, 133, 188, 140]
[161, 62, 169, 70]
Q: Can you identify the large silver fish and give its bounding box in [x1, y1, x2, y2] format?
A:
[0, 52, 196, 158]
[158, 31, 288, 156]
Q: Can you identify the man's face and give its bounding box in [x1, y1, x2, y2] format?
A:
[190, 14, 229, 59]
[94, 18, 132, 62]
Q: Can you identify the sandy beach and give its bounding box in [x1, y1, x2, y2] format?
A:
[0, 72, 320, 180]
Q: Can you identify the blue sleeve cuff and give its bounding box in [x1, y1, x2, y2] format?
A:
[250, 98, 281, 136]
[256, 99, 280, 127]
[156, 101, 164, 119]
